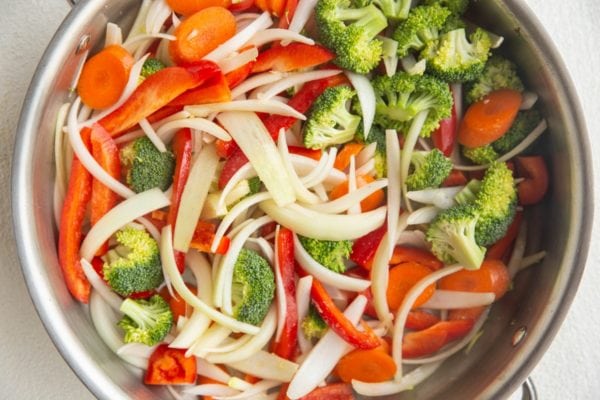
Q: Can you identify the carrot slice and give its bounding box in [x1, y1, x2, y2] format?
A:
[330, 175, 385, 212]
[515, 156, 549, 205]
[458, 89, 522, 148]
[77, 45, 134, 109]
[169, 7, 236, 65]
[255, 0, 286, 17]
[335, 347, 397, 383]
[438, 259, 511, 299]
[334, 142, 364, 171]
[386, 261, 435, 311]
[389, 246, 443, 271]
[166, 0, 232, 15]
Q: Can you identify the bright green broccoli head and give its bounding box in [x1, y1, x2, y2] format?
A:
[140, 58, 166, 79]
[121, 136, 175, 193]
[465, 55, 524, 103]
[298, 236, 353, 273]
[370, 0, 411, 20]
[462, 144, 499, 165]
[302, 304, 328, 341]
[422, 0, 469, 15]
[405, 149, 453, 191]
[316, 0, 388, 73]
[304, 86, 361, 149]
[103, 227, 163, 296]
[392, 4, 451, 57]
[354, 124, 387, 178]
[454, 178, 482, 205]
[426, 203, 486, 270]
[492, 109, 542, 154]
[441, 12, 467, 33]
[372, 71, 453, 137]
[422, 27, 491, 82]
[118, 294, 173, 346]
[231, 249, 275, 326]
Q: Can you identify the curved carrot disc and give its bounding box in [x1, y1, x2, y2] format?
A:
[386, 261, 435, 311]
[330, 175, 385, 212]
[438, 259, 511, 299]
[77, 45, 134, 109]
[335, 347, 397, 383]
[166, 0, 232, 16]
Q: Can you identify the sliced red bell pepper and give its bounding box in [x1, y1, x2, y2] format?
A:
[277, 0, 298, 29]
[252, 43, 334, 73]
[300, 383, 354, 400]
[145, 344, 197, 385]
[402, 320, 474, 359]
[224, 60, 255, 89]
[431, 86, 457, 157]
[288, 146, 322, 161]
[515, 156, 549, 205]
[167, 128, 194, 272]
[405, 310, 441, 331]
[58, 131, 93, 303]
[229, 0, 255, 12]
[89, 123, 121, 257]
[189, 220, 230, 254]
[389, 246, 443, 271]
[169, 72, 232, 107]
[486, 211, 523, 260]
[218, 146, 249, 190]
[271, 227, 298, 360]
[215, 138, 237, 159]
[99, 61, 220, 137]
[442, 169, 468, 187]
[349, 225, 387, 270]
[310, 278, 380, 350]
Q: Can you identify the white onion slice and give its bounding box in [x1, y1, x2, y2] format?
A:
[184, 384, 240, 397]
[257, 70, 341, 100]
[287, 0, 318, 33]
[400, 110, 429, 212]
[508, 219, 528, 278]
[519, 251, 546, 271]
[274, 226, 287, 342]
[406, 186, 463, 209]
[216, 163, 257, 217]
[231, 71, 285, 99]
[123, 33, 176, 53]
[124, 0, 152, 42]
[297, 151, 329, 186]
[80, 259, 122, 311]
[161, 225, 260, 335]
[406, 206, 441, 225]
[293, 234, 370, 292]
[228, 351, 298, 382]
[380, 36, 399, 77]
[235, 13, 262, 22]
[287, 295, 367, 399]
[157, 118, 231, 143]
[296, 276, 314, 354]
[396, 230, 428, 249]
[401, 54, 427, 75]
[421, 290, 495, 309]
[278, 129, 321, 204]
[187, 100, 306, 120]
[247, 28, 314, 48]
[189, 324, 232, 358]
[105, 22, 123, 47]
[80, 188, 170, 261]
[204, 12, 273, 62]
[305, 179, 388, 214]
[352, 362, 443, 396]
[218, 380, 280, 400]
[139, 118, 167, 152]
[116, 342, 157, 359]
[345, 72, 376, 137]
[218, 47, 259, 74]
[196, 358, 232, 383]
[356, 158, 375, 176]
[292, 151, 346, 187]
[356, 142, 377, 167]
[145, 0, 171, 35]
[386, 129, 402, 249]
[203, 335, 252, 354]
[246, 237, 275, 262]
[520, 91, 539, 110]
[261, 201, 386, 241]
[227, 377, 253, 391]
[173, 145, 219, 252]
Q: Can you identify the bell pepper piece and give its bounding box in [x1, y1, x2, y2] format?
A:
[229, 0, 255, 12]
[224, 60, 255, 89]
[252, 43, 334, 73]
[189, 220, 230, 254]
[168, 72, 232, 107]
[145, 344, 197, 385]
[277, 0, 298, 29]
[442, 169, 468, 187]
[300, 383, 354, 400]
[99, 61, 220, 136]
[271, 227, 298, 360]
[515, 156, 549, 205]
[431, 86, 457, 157]
[215, 138, 237, 159]
[288, 146, 322, 161]
[402, 320, 474, 359]
[255, 0, 286, 18]
[218, 146, 249, 190]
[349, 225, 387, 270]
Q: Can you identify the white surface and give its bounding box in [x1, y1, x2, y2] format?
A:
[0, 1, 598, 399]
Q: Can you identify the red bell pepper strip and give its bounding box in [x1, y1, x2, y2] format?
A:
[486, 211, 523, 260]
[167, 129, 194, 273]
[224, 60, 255, 89]
[99, 61, 220, 137]
[300, 383, 354, 400]
[288, 146, 322, 161]
[215, 138, 237, 159]
[515, 156, 549, 205]
[252, 43, 334, 73]
[310, 278, 380, 350]
[271, 227, 298, 360]
[145, 344, 197, 385]
[405, 310, 441, 331]
[349, 225, 387, 270]
[218, 146, 249, 190]
[89, 124, 121, 256]
[402, 320, 474, 359]
[58, 131, 93, 303]
[431, 86, 457, 157]
[189, 220, 231, 254]
[442, 169, 468, 187]
[168, 72, 232, 107]
[229, 0, 255, 12]
[277, 0, 298, 29]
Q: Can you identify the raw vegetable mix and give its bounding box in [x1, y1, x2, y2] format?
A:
[54, 0, 550, 397]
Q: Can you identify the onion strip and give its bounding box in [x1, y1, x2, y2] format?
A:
[231, 71, 285, 99]
[420, 290, 495, 309]
[274, 226, 287, 342]
[227, 351, 298, 382]
[352, 362, 443, 396]
[247, 28, 314, 48]
[81, 259, 122, 311]
[296, 276, 314, 354]
[138, 118, 167, 152]
[157, 118, 231, 143]
[187, 100, 306, 120]
[256, 70, 341, 100]
[305, 179, 388, 214]
[345, 72, 376, 137]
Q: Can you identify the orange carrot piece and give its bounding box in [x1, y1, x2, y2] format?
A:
[389, 246, 444, 271]
[330, 175, 385, 212]
[77, 45, 134, 109]
[335, 346, 397, 383]
[448, 306, 486, 322]
[386, 261, 435, 311]
[438, 259, 511, 299]
[334, 142, 365, 171]
[166, 0, 232, 15]
[169, 7, 236, 65]
[515, 156, 549, 205]
[255, 0, 286, 17]
[405, 310, 440, 330]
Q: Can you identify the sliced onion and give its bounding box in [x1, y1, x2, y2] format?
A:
[189, 324, 232, 358]
[296, 276, 314, 354]
[421, 290, 495, 309]
[297, 151, 329, 186]
[292, 151, 345, 187]
[312, 183, 328, 202]
[216, 163, 257, 217]
[157, 118, 231, 143]
[508, 219, 528, 278]
[197, 357, 232, 383]
[227, 377, 253, 391]
[218, 380, 280, 400]
[418, 137, 431, 151]
[80, 259, 122, 311]
[123, 33, 176, 53]
[161, 225, 260, 335]
[256, 70, 341, 100]
[352, 362, 443, 396]
[105, 22, 123, 47]
[166, 386, 199, 400]
[386, 129, 402, 248]
[218, 47, 259, 74]
[145, 0, 171, 34]
[293, 233, 370, 292]
[139, 118, 167, 152]
[520, 91, 539, 110]
[187, 100, 306, 120]
[287, 0, 318, 33]
[116, 342, 157, 359]
[274, 226, 287, 342]
[246, 237, 275, 262]
[287, 295, 367, 399]
[235, 13, 262, 23]
[356, 142, 377, 167]
[400, 111, 430, 212]
[228, 351, 298, 382]
[247, 28, 314, 48]
[183, 384, 240, 397]
[356, 158, 375, 176]
[392, 265, 463, 379]
[261, 201, 386, 241]
[204, 12, 273, 62]
[406, 186, 463, 209]
[401, 54, 426, 75]
[231, 71, 285, 99]
[345, 72, 376, 137]
[406, 206, 441, 225]
[278, 130, 321, 204]
[305, 179, 388, 214]
[396, 230, 428, 248]
[519, 251, 547, 271]
[379, 36, 399, 77]
[124, 0, 152, 43]
[203, 335, 252, 354]
[80, 188, 170, 261]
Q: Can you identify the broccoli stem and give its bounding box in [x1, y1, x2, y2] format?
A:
[400, 109, 430, 211]
[120, 299, 155, 330]
[447, 229, 485, 270]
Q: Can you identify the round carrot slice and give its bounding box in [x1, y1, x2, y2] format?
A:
[166, 0, 232, 16]
[438, 259, 511, 299]
[386, 261, 435, 311]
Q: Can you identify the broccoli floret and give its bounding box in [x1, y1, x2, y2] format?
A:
[370, 0, 411, 20]
[103, 227, 163, 296]
[302, 304, 328, 340]
[465, 55, 524, 103]
[422, 0, 469, 15]
[231, 249, 276, 326]
[298, 236, 353, 273]
[247, 176, 262, 195]
[371, 71, 453, 136]
[462, 144, 499, 165]
[454, 178, 481, 205]
[120, 137, 175, 193]
[426, 203, 486, 270]
[140, 58, 166, 79]
[440, 12, 467, 33]
[304, 86, 361, 149]
[316, 0, 388, 73]
[491, 109, 542, 154]
[118, 295, 173, 346]
[355, 124, 387, 178]
[405, 149, 453, 191]
[392, 4, 451, 57]
[421, 28, 491, 82]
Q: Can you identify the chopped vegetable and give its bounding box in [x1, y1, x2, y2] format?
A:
[302, 304, 328, 341]
[118, 294, 173, 346]
[335, 345, 397, 383]
[252, 43, 334, 73]
[298, 235, 352, 273]
[120, 136, 175, 193]
[405, 149, 453, 191]
[387, 261, 435, 311]
[145, 344, 197, 385]
[515, 156, 549, 205]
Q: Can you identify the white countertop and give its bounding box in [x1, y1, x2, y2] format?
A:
[1, 1, 598, 399]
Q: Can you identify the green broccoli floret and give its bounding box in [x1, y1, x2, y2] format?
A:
[370, 0, 411, 20]
[392, 4, 451, 57]
[371, 71, 453, 136]
[103, 227, 163, 296]
[426, 203, 486, 270]
[120, 137, 175, 193]
[421, 28, 492, 82]
[231, 249, 276, 326]
[405, 149, 453, 191]
[491, 109, 542, 154]
[247, 176, 262, 195]
[316, 0, 388, 73]
[118, 295, 173, 346]
[298, 236, 353, 273]
[302, 304, 328, 340]
[465, 55, 524, 103]
[440, 12, 467, 33]
[462, 144, 499, 165]
[304, 86, 361, 149]
[454, 178, 481, 205]
[140, 58, 166, 79]
[355, 124, 387, 178]
[422, 0, 469, 15]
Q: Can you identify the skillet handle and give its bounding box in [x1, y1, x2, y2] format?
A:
[519, 377, 538, 400]
[65, 0, 78, 6]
